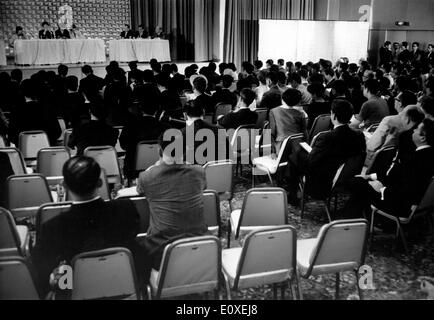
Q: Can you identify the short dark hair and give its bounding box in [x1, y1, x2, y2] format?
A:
[384, 41, 391, 46]
[331, 80, 348, 96]
[138, 24, 144, 29]
[289, 72, 302, 85]
[143, 69, 155, 83]
[254, 60, 263, 70]
[331, 99, 354, 124]
[421, 118, 434, 146]
[81, 65, 93, 74]
[298, 69, 309, 80]
[129, 70, 143, 82]
[404, 106, 425, 126]
[267, 71, 279, 85]
[171, 63, 178, 73]
[364, 79, 380, 95]
[277, 59, 284, 66]
[240, 88, 256, 106]
[41, 21, 50, 27]
[412, 42, 420, 47]
[193, 76, 207, 93]
[324, 68, 335, 77]
[399, 90, 417, 107]
[282, 88, 302, 106]
[420, 96, 434, 118]
[65, 76, 79, 91]
[63, 156, 101, 197]
[258, 70, 268, 85]
[277, 71, 287, 85]
[402, 41, 408, 47]
[307, 82, 325, 98]
[58, 64, 68, 77]
[156, 72, 170, 88]
[16, 26, 23, 33]
[21, 79, 36, 98]
[125, 24, 130, 29]
[266, 59, 274, 66]
[222, 74, 234, 88]
[11, 69, 23, 82]
[89, 98, 108, 120]
[184, 100, 205, 118]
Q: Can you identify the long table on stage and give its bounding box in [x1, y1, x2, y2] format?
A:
[0, 41, 6, 66]
[14, 39, 106, 65]
[108, 39, 171, 62]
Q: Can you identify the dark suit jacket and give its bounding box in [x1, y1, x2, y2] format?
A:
[259, 85, 282, 111]
[62, 92, 89, 128]
[8, 100, 61, 146]
[120, 30, 136, 39]
[307, 125, 366, 199]
[218, 108, 258, 130]
[169, 73, 186, 94]
[38, 30, 54, 39]
[120, 114, 169, 179]
[79, 74, 104, 97]
[133, 83, 161, 115]
[0, 152, 14, 207]
[138, 31, 149, 39]
[398, 49, 412, 65]
[195, 93, 215, 115]
[160, 89, 182, 117]
[55, 29, 70, 39]
[212, 88, 238, 108]
[379, 47, 393, 66]
[68, 120, 119, 155]
[32, 198, 141, 295]
[151, 32, 166, 39]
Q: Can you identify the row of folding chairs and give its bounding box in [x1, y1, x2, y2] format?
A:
[0, 217, 369, 300]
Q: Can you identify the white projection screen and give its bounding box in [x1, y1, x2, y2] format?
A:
[258, 20, 370, 64]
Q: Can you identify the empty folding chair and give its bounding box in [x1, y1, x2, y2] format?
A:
[371, 177, 434, 254]
[147, 236, 222, 300]
[134, 141, 159, 173]
[35, 202, 72, 246]
[252, 133, 304, 187]
[0, 208, 30, 257]
[222, 226, 301, 300]
[84, 146, 122, 185]
[203, 190, 222, 237]
[0, 257, 40, 300]
[18, 131, 50, 164]
[228, 188, 288, 247]
[6, 174, 53, 219]
[71, 248, 141, 300]
[204, 160, 234, 211]
[230, 125, 257, 173]
[0, 148, 27, 175]
[36, 147, 70, 185]
[308, 115, 332, 144]
[297, 219, 368, 299]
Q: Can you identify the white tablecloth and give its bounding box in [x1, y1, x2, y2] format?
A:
[109, 39, 171, 62]
[14, 39, 106, 65]
[0, 41, 6, 66]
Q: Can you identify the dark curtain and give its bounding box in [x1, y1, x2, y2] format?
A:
[224, 0, 314, 67]
[130, 0, 217, 61]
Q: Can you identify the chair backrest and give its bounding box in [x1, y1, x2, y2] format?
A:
[36, 202, 72, 244]
[203, 190, 221, 235]
[84, 146, 122, 184]
[65, 168, 111, 201]
[413, 177, 434, 217]
[155, 236, 221, 298]
[63, 129, 73, 148]
[0, 257, 39, 300]
[0, 135, 7, 147]
[215, 104, 233, 122]
[310, 131, 329, 147]
[71, 248, 139, 300]
[233, 226, 297, 289]
[128, 197, 151, 234]
[332, 153, 366, 190]
[276, 134, 305, 168]
[255, 108, 268, 129]
[0, 208, 23, 257]
[309, 115, 332, 143]
[237, 188, 288, 236]
[114, 126, 125, 155]
[203, 160, 234, 198]
[6, 174, 53, 217]
[57, 118, 66, 137]
[36, 147, 70, 178]
[230, 125, 257, 154]
[366, 146, 398, 176]
[0, 148, 26, 175]
[309, 219, 368, 273]
[134, 141, 159, 172]
[18, 131, 50, 160]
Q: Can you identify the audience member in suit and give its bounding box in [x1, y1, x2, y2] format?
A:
[79, 65, 104, 97]
[55, 25, 70, 39]
[191, 76, 214, 115]
[127, 61, 142, 85]
[33, 157, 143, 295]
[305, 82, 331, 130]
[68, 98, 119, 155]
[351, 79, 389, 130]
[212, 75, 238, 108]
[137, 24, 149, 39]
[120, 24, 136, 39]
[0, 151, 14, 207]
[259, 71, 282, 111]
[63, 76, 89, 128]
[181, 100, 228, 165]
[398, 42, 412, 65]
[156, 72, 182, 119]
[169, 64, 186, 94]
[347, 76, 367, 115]
[218, 88, 258, 130]
[287, 100, 366, 205]
[135, 70, 162, 117]
[8, 79, 61, 146]
[324, 68, 337, 90]
[136, 133, 207, 275]
[38, 21, 54, 39]
[411, 42, 424, 64]
[379, 41, 394, 67]
[151, 26, 166, 39]
[344, 119, 434, 220]
[120, 103, 169, 180]
[103, 68, 132, 126]
[426, 44, 434, 68]
[289, 72, 312, 106]
[269, 88, 308, 154]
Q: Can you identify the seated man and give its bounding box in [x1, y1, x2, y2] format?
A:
[212, 75, 238, 108]
[218, 88, 258, 130]
[68, 97, 119, 155]
[136, 133, 208, 274]
[287, 99, 366, 205]
[151, 26, 166, 39]
[120, 24, 135, 39]
[32, 157, 142, 295]
[344, 119, 434, 219]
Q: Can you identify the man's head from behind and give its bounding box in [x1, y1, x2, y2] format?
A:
[158, 131, 184, 164]
[63, 157, 102, 201]
[331, 99, 354, 126]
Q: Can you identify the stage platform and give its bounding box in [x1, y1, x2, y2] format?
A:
[0, 57, 210, 80]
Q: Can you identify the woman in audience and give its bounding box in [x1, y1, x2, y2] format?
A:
[305, 82, 331, 130]
[269, 88, 308, 154]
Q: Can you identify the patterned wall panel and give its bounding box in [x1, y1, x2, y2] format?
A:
[0, 0, 130, 46]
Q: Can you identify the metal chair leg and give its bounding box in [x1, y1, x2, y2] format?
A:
[296, 273, 304, 300]
[223, 274, 232, 300]
[335, 273, 340, 300]
[324, 201, 332, 222]
[354, 269, 364, 300]
[227, 220, 231, 249]
[398, 223, 409, 255]
[273, 284, 278, 300]
[370, 209, 376, 245]
[281, 283, 286, 300]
